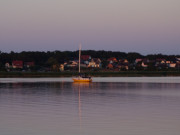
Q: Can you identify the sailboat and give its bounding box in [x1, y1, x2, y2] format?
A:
[72, 44, 92, 82]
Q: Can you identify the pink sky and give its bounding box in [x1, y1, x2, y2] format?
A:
[0, 0, 180, 54]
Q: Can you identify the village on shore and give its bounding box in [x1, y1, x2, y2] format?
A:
[2, 54, 180, 72]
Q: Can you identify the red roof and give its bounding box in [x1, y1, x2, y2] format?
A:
[81, 55, 91, 61]
[107, 57, 117, 62]
[12, 60, 23, 68]
[107, 63, 114, 69]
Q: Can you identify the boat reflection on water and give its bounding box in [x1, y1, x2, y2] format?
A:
[72, 82, 91, 129]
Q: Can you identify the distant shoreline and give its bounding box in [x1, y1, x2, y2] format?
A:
[0, 71, 180, 78]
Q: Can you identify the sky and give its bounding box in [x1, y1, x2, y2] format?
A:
[0, 0, 180, 55]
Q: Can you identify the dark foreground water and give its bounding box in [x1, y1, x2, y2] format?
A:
[0, 77, 180, 135]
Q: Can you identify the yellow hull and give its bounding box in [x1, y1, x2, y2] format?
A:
[73, 78, 92, 82]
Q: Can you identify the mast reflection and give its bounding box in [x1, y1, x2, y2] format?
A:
[72, 82, 91, 129]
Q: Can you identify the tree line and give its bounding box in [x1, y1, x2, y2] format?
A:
[0, 50, 179, 70]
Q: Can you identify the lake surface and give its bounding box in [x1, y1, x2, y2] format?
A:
[0, 77, 180, 135]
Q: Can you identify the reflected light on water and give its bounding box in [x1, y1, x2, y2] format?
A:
[0, 78, 180, 135]
[72, 82, 92, 131]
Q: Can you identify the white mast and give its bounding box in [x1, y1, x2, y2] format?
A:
[79, 44, 81, 73]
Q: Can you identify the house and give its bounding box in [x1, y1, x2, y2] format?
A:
[155, 59, 167, 68]
[94, 58, 102, 68]
[169, 63, 176, 68]
[123, 59, 129, 63]
[88, 58, 102, 68]
[88, 59, 96, 68]
[24, 62, 34, 68]
[156, 59, 166, 64]
[60, 64, 64, 71]
[141, 62, 148, 68]
[107, 63, 114, 69]
[65, 61, 78, 67]
[93, 58, 101, 63]
[117, 64, 129, 70]
[119, 59, 129, 64]
[118, 59, 129, 70]
[12, 60, 23, 69]
[107, 57, 118, 63]
[5, 63, 10, 68]
[161, 60, 166, 64]
[176, 57, 180, 61]
[135, 59, 143, 63]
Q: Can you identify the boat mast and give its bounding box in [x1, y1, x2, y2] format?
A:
[79, 44, 81, 73]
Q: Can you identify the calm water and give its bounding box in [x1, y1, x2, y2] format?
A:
[0, 77, 180, 135]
